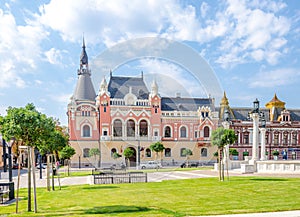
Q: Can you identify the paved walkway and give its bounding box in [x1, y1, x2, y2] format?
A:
[1, 168, 300, 216]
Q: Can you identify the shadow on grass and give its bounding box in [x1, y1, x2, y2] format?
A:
[250, 178, 288, 182]
[82, 185, 119, 190]
[84, 205, 150, 214]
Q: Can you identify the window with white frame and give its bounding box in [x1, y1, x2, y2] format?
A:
[203, 126, 210, 138]
[180, 126, 187, 138]
[82, 125, 91, 137]
[164, 126, 171, 137]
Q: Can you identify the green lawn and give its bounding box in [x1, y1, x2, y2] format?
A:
[1, 176, 300, 216]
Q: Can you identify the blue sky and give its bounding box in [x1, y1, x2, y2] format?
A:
[0, 0, 300, 126]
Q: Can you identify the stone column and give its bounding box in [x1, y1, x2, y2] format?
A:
[260, 128, 266, 161]
[222, 121, 230, 169]
[251, 113, 259, 162]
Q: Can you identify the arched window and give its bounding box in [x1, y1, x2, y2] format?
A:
[82, 125, 91, 137]
[83, 148, 90, 158]
[111, 148, 117, 157]
[145, 148, 151, 157]
[201, 148, 208, 157]
[204, 126, 210, 138]
[164, 126, 171, 137]
[180, 126, 187, 138]
[165, 148, 171, 157]
[127, 119, 135, 137]
[113, 119, 122, 137]
[139, 120, 148, 137]
[180, 148, 187, 157]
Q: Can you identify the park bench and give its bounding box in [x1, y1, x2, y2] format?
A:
[93, 171, 147, 184]
[0, 188, 10, 204]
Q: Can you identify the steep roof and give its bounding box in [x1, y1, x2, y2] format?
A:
[161, 97, 214, 111]
[73, 38, 96, 101]
[108, 76, 149, 99]
[73, 72, 96, 101]
[229, 108, 270, 121]
[265, 93, 285, 109]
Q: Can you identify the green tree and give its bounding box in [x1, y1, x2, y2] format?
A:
[150, 141, 165, 163]
[182, 148, 193, 167]
[89, 148, 100, 168]
[229, 148, 238, 156]
[123, 147, 134, 168]
[211, 127, 237, 181]
[0, 103, 57, 212]
[59, 145, 76, 176]
[112, 152, 122, 160]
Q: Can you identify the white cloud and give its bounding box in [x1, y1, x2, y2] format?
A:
[217, 0, 291, 68]
[49, 93, 72, 103]
[137, 58, 206, 98]
[249, 68, 300, 88]
[0, 7, 48, 89]
[44, 48, 64, 65]
[200, 2, 209, 18]
[36, 0, 292, 69]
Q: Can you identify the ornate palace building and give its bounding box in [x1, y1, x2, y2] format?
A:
[67, 41, 300, 168]
[220, 93, 300, 161]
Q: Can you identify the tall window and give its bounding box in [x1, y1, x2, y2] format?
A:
[127, 119, 135, 137]
[145, 148, 151, 157]
[274, 133, 279, 145]
[204, 126, 210, 138]
[165, 148, 171, 157]
[164, 126, 171, 137]
[292, 133, 297, 145]
[82, 125, 91, 137]
[283, 133, 288, 145]
[201, 148, 208, 157]
[180, 126, 187, 138]
[83, 148, 90, 158]
[139, 120, 148, 137]
[113, 119, 122, 137]
[243, 133, 249, 144]
[180, 148, 187, 157]
[111, 148, 117, 157]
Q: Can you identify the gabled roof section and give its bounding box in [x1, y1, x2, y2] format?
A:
[108, 75, 149, 99]
[161, 97, 214, 111]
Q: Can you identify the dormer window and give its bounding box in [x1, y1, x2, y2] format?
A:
[281, 110, 290, 122]
[198, 106, 211, 119]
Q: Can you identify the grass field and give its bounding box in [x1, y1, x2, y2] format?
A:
[1, 176, 300, 217]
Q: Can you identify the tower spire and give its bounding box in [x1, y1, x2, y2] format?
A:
[80, 36, 88, 69]
[73, 38, 96, 101]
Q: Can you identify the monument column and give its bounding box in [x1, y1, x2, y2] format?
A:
[260, 128, 266, 161]
[250, 112, 259, 162]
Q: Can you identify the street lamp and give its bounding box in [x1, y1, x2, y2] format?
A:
[8, 137, 15, 182]
[249, 99, 260, 163]
[253, 98, 259, 114]
[249, 99, 266, 163]
[1, 135, 7, 172]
